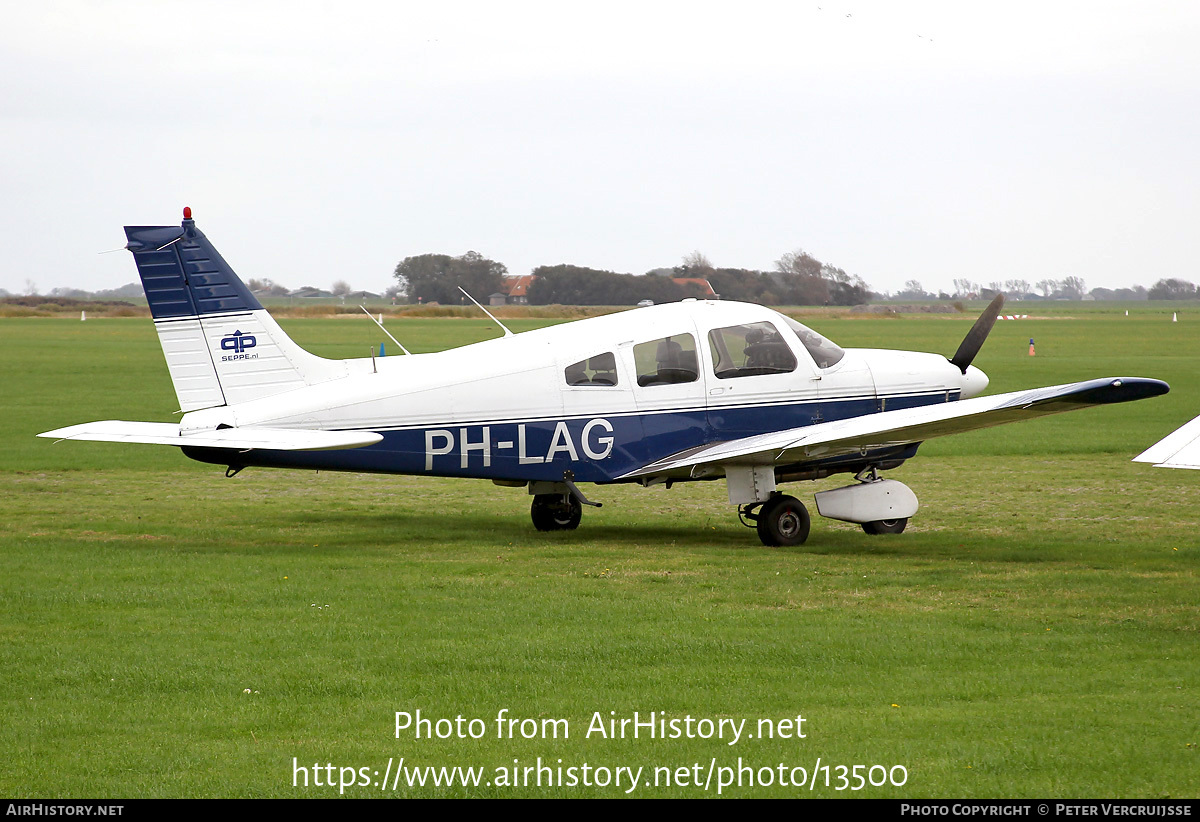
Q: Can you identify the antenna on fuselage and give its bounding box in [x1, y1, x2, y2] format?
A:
[359, 306, 412, 355]
[457, 286, 514, 337]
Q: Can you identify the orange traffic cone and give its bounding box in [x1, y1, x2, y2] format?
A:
[1028, 338, 1035, 356]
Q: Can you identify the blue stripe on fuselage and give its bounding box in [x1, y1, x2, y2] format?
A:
[181, 392, 958, 480]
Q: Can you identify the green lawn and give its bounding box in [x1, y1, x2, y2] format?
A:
[1, 309, 1197, 797]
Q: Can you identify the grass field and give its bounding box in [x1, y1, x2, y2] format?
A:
[1, 308, 1197, 798]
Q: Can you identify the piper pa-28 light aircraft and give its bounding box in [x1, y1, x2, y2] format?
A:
[41, 210, 1171, 546]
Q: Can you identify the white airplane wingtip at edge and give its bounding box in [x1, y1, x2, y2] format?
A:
[1134, 414, 1200, 470]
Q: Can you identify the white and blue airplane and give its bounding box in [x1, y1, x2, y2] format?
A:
[40, 210, 1170, 546]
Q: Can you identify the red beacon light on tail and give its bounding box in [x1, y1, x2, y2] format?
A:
[183, 206, 192, 220]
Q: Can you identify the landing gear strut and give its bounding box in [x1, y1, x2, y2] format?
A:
[741, 494, 811, 547]
[530, 494, 582, 531]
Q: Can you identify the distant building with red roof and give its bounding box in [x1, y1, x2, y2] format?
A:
[501, 275, 537, 304]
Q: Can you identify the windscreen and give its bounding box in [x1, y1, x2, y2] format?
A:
[779, 315, 845, 368]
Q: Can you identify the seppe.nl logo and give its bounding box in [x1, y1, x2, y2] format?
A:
[220, 330, 258, 361]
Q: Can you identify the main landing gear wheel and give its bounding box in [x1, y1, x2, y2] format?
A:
[861, 518, 908, 535]
[755, 494, 811, 547]
[530, 494, 582, 531]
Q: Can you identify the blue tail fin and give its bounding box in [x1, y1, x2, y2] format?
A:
[124, 209, 347, 412]
[124, 213, 264, 319]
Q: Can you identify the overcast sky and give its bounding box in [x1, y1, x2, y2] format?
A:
[2, 1, 1198, 297]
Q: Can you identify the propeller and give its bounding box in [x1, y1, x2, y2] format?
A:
[949, 293, 1005, 374]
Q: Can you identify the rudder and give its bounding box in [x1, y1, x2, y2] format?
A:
[125, 209, 347, 411]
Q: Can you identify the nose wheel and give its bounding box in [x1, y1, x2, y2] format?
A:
[742, 494, 811, 547]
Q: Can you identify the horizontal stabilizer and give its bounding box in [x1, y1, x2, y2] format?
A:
[38, 421, 382, 452]
[620, 377, 1169, 479]
[1133, 414, 1200, 470]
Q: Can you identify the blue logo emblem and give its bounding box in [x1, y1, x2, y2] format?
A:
[220, 330, 258, 361]
[221, 330, 257, 354]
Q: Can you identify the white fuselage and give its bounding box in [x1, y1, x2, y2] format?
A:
[177, 301, 984, 484]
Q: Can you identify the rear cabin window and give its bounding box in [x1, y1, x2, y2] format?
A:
[633, 334, 699, 387]
[708, 322, 797, 379]
[564, 352, 619, 386]
[780, 316, 845, 369]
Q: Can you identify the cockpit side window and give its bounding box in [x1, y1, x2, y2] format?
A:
[633, 334, 699, 387]
[708, 321, 797, 379]
[780, 315, 845, 368]
[564, 352, 619, 386]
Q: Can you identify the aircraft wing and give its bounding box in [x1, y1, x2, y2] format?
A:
[1132, 414, 1200, 470]
[618, 377, 1169, 479]
[38, 421, 382, 451]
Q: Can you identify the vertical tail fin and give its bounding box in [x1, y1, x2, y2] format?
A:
[125, 209, 347, 411]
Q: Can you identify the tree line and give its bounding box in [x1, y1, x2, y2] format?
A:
[391, 250, 1196, 306]
[20, 258, 1195, 306]
[392, 249, 871, 306]
[893, 276, 1200, 302]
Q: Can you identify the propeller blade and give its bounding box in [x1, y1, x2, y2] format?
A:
[949, 293, 1005, 374]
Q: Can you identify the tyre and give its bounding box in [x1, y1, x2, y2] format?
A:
[531, 494, 582, 531]
[861, 518, 908, 535]
[755, 495, 810, 546]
